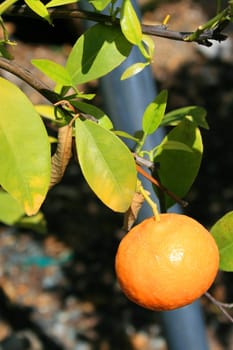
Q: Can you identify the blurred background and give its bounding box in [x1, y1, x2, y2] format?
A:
[0, 0, 233, 349]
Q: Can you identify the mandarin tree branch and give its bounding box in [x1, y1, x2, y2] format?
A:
[5, 5, 231, 46]
[0, 56, 60, 103]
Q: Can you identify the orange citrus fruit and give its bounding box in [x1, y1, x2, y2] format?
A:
[115, 213, 219, 311]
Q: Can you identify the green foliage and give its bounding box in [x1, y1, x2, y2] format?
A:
[211, 211, 233, 271]
[142, 90, 168, 136]
[0, 191, 25, 225]
[31, 59, 73, 86]
[161, 106, 209, 129]
[119, 0, 154, 79]
[24, 0, 51, 24]
[46, 0, 78, 7]
[15, 211, 47, 234]
[35, 104, 66, 125]
[120, 0, 142, 45]
[0, 190, 47, 232]
[66, 23, 132, 85]
[89, 0, 112, 11]
[154, 118, 203, 209]
[0, 0, 18, 15]
[71, 101, 113, 129]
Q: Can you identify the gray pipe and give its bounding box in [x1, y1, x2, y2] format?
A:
[80, 1, 209, 348]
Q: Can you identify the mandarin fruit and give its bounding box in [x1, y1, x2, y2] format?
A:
[115, 213, 219, 311]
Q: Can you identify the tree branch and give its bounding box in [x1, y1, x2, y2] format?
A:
[0, 57, 60, 103]
[5, 5, 230, 46]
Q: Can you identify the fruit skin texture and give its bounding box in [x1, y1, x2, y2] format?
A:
[115, 213, 219, 311]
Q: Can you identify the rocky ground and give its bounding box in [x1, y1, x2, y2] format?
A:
[0, 0, 233, 349]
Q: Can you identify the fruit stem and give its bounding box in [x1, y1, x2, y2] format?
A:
[139, 185, 160, 221]
[136, 164, 188, 208]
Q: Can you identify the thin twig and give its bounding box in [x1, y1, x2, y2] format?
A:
[205, 292, 233, 309]
[205, 292, 233, 323]
[136, 164, 188, 208]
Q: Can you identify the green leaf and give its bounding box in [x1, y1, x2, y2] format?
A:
[142, 90, 168, 135]
[159, 140, 193, 153]
[71, 100, 113, 129]
[114, 130, 140, 143]
[46, 0, 78, 7]
[66, 23, 132, 85]
[0, 77, 51, 215]
[16, 211, 47, 234]
[35, 104, 66, 125]
[75, 119, 137, 212]
[0, 191, 25, 225]
[0, 42, 14, 59]
[0, 0, 18, 15]
[154, 118, 203, 209]
[142, 34, 155, 59]
[31, 59, 72, 86]
[161, 106, 209, 129]
[89, 0, 111, 11]
[211, 211, 233, 271]
[24, 0, 51, 23]
[76, 93, 95, 100]
[120, 0, 142, 45]
[121, 62, 149, 80]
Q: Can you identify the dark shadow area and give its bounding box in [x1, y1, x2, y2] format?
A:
[4, 15, 79, 44]
[41, 162, 163, 349]
[0, 288, 64, 349]
[4, 1, 81, 45]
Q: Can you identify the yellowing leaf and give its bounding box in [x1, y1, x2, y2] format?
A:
[75, 119, 137, 212]
[0, 78, 51, 215]
[142, 34, 155, 59]
[121, 62, 149, 80]
[0, 191, 25, 225]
